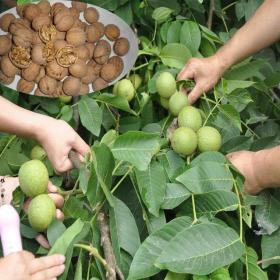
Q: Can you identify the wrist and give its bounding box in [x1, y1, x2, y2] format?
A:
[31, 114, 55, 143]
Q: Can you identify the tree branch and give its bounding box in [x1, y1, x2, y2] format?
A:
[207, 0, 215, 30]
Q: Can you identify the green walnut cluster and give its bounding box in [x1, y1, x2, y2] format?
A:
[156, 72, 222, 156]
[18, 158, 55, 232]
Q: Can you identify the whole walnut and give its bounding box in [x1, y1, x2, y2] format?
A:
[16, 5, 25, 18]
[76, 45, 90, 61]
[0, 13, 16, 32]
[66, 27, 86, 46]
[17, 78, 35, 93]
[90, 60, 102, 75]
[32, 44, 47, 65]
[23, 4, 40, 22]
[105, 24, 120, 41]
[84, 7, 99, 24]
[54, 81, 65, 96]
[100, 63, 118, 82]
[0, 70, 15, 85]
[39, 75, 58, 95]
[92, 77, 107, 91]
[86, 22, 104, 43]
[54, 39, 68, 50]
[13, 28, 33, 48]
[114, 37, 130, 56]
[69, 59, 87, 78]
[69, 7, 80, 19]
[80, 83, 89, 95]
[71, 2, 87, 12]
[81, 64, 98, 84]
[46, 60, 68, 80]
[32, 15, 51, 31]
[32, 33, 43, 45]
[34, 87, 45, 96]
[1, 55, 18, 77]
[9, 18, 30, 34]
[63, 76, 81, 96]
[37, 0, 51, 15]
[108, 56, 124, 76]
[72, 19, 87, 31]
[0, 35, 12, 55]
[93, 40, 111, 65]
[35, 67, 45, 83]
[22, 63, 40, 82]
[54, 9, 74, 32]
[51, 3, 66, 17]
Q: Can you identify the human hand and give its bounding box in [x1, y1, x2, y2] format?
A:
[227, 150, 262, 195]
[177, 55, 227, 104]
[35, 118, 90, 173]
[0, 251, 65, 280]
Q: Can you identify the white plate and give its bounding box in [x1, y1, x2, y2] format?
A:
[0, 0, 139, 96]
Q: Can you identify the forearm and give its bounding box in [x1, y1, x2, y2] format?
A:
[254, 145, 280, 189]
[216, 0, 280, 69]
[0, 96, 49, 140]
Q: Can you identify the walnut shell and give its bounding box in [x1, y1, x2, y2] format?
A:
[80, 83, 89, 95]
[54, 81, 65, 96]
[85, 43, 94, 58]
[63, 76, 81, 96]
[32, 15, 51, 31]
[37, 0, 51, 15]
[86, 22, 104, 43]
[9, 18, 30, 34]
[54, 39, 68, 50]
[32, 33, 43, 45]
[92, 77, 108, 91]
[71, 2, 87, 12]
[108, 56, 124, 76]
[90, 60, 102, 75]
[84, 7, 99, 24]
[114, 37, 130, 56]
[72, 19, 87, 30]
[34, 87, 45, 96]
[69, 7, 80, 19]
[66, 27, 86, 46]
[81, 64, 98, 84]
[23, 4, 40, 22]
[32, 44, 47, 65]
[9, 46, 31, 69]
[51, 3, 67, 17]
[105, 24, 120, 41]
[22, 63, 40, 82]
[0, 13, 16, 32]
[93, 40, 111, 64]
[0, 70, 14, 85]
[35, 67, 45, 83]
[55, 31, 66, 40]
[39, 75, 57, 95]
[13, 28, 33, 48]
[16, 5, 25, 18]
[56, 45, 78, 67]
[17, 78, 35, 93]
[0, 35, 12, 56]
[1, 55, 18, 77]
[46, 60, 68, 80]
[54, 9, 74, 32]
[76, 45, 90, 61]
[100, 63, 118, 82]
[69, 59, 87, 78]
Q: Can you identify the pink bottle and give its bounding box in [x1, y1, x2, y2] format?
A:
[0, 205, 22, 256]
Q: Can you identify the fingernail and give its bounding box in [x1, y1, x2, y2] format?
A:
[59, 255, 65, 263]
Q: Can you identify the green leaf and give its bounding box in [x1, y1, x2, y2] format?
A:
[47, 220, 66, 247]
[160, 43, 192, 69]
[112, 131, 160, 171]
[219, 104, 242, 131]
[78, 96, 102, 136]
[261, 228, 280, 268]
[135, 160, 167, 216]
[180, 21, 201, 55]
[241, 247, 268, 279]
[109, 197, 140, 256]
[94, 94, 136, 114]
[152, 7, 173, 24]
[176, 162, 233, 194]
[219, 79, 255, 95]
[191, 151, 227, 166]
[128, 216, 193, 280]
[63, 197, 90, 221]
[255, 192, 280, 235]
[167, 21, 181, 43]
[92, 144, 115, 207]
[155, 222, 245, 275]
[161, 183, 191, 210]
[60, 105, 73, 122]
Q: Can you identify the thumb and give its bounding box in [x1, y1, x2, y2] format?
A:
[177, 64, 194, 81]
[187, 83, 204, 104]
[72, 135, 90, 157]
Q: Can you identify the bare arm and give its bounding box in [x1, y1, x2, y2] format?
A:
[178, 0, 280, 104]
